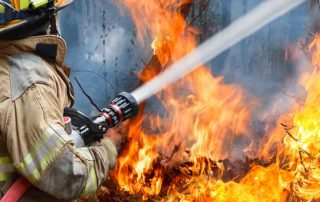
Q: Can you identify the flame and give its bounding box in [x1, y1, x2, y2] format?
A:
[166, 165, 293, 202]
[113, 0, 255, 199]
[109, 0, 320, 201]
[256, 33, 320, 200]
[282, 33, 320, 199]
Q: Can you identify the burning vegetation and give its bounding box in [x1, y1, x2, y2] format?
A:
[80, 0, 320, 201]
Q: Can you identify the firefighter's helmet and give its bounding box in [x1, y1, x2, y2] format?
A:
[0, 0, 73, 35]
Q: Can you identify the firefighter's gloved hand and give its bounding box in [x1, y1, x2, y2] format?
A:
[99, 138, 118, 170]
[105, 128, 127, 154]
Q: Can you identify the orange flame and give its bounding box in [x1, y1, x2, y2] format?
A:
[282, 33, 320, 199]
[169, 165, 293, 202]
[111, 0, 320, 201]
[256, 34, 320, 200]
[113, 0, 255, 199]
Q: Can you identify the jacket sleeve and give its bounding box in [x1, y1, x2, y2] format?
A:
[5, 83, 118, 200]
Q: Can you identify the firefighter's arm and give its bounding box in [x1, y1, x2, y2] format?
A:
[5, 83, 117, 200]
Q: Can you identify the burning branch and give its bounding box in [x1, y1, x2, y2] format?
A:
[83, 1, 320, 202]
[299, 148, 311, 175]
[285, 130, 300, 142]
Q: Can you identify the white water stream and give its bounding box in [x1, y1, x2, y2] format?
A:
[131, 0, 306, 104]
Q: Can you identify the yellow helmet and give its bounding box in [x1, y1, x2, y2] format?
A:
[0, 0, 73, 36]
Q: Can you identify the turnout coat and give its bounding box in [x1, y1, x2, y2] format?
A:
[0, 35, 117, 201]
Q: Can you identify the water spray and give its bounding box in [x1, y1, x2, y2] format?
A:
[131, 0, 306, 104]
[64, 0, 306, 146]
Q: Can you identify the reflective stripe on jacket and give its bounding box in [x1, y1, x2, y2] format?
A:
[0, 35, 118, 201]
[0, 157, 15, 182]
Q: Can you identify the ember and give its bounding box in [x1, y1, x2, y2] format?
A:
[83, 1, 320, 201]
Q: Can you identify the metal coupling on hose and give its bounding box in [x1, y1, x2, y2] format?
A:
[98, 92, 138, 128]
[64, 92, 138, 146]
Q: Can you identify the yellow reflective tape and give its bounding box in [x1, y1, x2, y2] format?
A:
[16, 132, 51, 174]
[16, 0, 49, 10]
[19, 0, 30, 10]
[0, 157, 12, 166]
[19, 0, 49, 10]
[0, 157, 16, 182]
[16, 141, 47, 182]
[92, 168, 97, 191]
[16, 153, 33, 177]
[28, 169, 40, 183]
[83, 166, 98, 196]
[37, 140, 62, 172]
[16, 129, 64, 183]
[0, 173, 10, 181]
[79, 148, 98, 196]
[0, 4, 4, 14]
[16, 156, 40, 183]
[78, 148, 94, 161]
[30, 0, 48, 9]
[25, 142, 61, 183]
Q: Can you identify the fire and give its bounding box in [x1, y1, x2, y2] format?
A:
[255, 34, 320, 200]
[113, 0, 254, 199]
[176, 165, 293, 202]
[282, 33, 320, 199]
[108, 1, 320, 201]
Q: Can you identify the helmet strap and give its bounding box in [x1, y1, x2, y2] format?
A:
[50, 14, 59, 35]
[46, 1, 60, 36]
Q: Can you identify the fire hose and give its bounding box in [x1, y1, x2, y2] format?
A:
[0, 0, 307, 200]
[0, 92, 138, 202]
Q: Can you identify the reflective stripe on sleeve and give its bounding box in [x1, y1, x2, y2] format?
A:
[16, 127, 65, 183]
[18, 0, 30, 10]
[0, 173, 10, 181]
[84, 166, 98, 195]
[17, 0, 49, 10]
[0, 156, 16, 181]
[29, 0, 48, 9]
[78, 148, 98, 196]
[0, 4, 4, 14]
[0, 157, 11, 165]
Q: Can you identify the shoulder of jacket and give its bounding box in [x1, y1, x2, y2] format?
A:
[8, 53, 52, 101]
[0, 35, 67, 66]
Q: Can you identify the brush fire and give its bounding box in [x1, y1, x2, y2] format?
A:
[79, 1, 320, 201]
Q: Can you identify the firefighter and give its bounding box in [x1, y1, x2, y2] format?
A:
[0, 0, 124, 201]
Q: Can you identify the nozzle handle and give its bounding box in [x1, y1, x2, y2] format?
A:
[64, 92, 138, 146]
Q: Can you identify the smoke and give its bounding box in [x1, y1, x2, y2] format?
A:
[203, 0, 311, 135]
[60, 0, 310, 112]
[310, 0, 320, 31]
[60, 0, 312, 160]
[131, 0, 307, 103]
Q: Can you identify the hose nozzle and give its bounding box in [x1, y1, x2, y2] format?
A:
[98, 92, 138, 128]
[64, 92, 138, 146]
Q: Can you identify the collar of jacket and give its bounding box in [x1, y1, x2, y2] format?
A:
[0, 35, 67, 66]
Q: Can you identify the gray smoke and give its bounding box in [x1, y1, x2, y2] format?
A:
[60, 0, 311, 156]
[60, 0, 310, 113]
[130, 0, 307, 103]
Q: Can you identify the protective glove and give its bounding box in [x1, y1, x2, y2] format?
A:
[99, 138, 118, 170]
